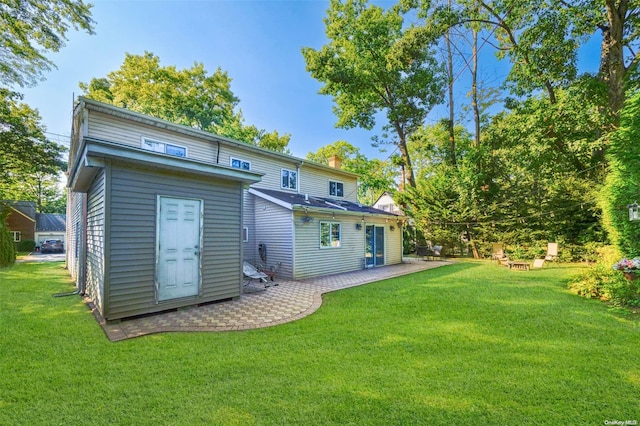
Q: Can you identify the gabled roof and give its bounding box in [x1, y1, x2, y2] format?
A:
[36, 213, 66, 232]
[1, 201, 36, 221]
[250, 188, 399, 217]
[373, 191, 395, 206]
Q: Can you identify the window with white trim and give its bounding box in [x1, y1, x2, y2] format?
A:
[281, 169, 297, 190]
[320, 221, 341, 248]
[329, 180, 344, 197]
[242, 227, 249, 243]
[230, 157, 251, 170]
[11, 231, 21, 242]
[141, 137, 187, 157]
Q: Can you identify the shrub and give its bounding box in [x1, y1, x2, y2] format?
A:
[0, 210, 16, 267]
[568, 245, 640, 307]
[17, 240, 36, 252]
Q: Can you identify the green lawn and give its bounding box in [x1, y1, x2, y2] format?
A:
[1, 261, 638, 425]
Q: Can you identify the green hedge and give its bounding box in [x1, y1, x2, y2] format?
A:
[601, 91, 640, 257]
[17, 240, 36, 252]
[0, 208, 16, 267]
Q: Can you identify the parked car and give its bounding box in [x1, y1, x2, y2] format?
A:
[41, 239, 64, 254]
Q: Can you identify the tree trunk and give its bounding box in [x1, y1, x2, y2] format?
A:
[446, 2, 456, 166]
[472, 29, 481, 148]
[397, 136, 416, 189]
[603, 0, 627, 124]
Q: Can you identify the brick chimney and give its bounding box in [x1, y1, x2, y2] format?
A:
[328, 155, 342, 169]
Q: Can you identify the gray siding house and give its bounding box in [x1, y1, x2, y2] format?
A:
[67, 97, 402, 321]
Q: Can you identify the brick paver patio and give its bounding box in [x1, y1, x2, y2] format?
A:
[94, 259, 451, 341]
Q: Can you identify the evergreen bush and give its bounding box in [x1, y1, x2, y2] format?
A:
[601, 91, 640, 256]
[0, 207, 16, 267]
[17, 240, 36, 252]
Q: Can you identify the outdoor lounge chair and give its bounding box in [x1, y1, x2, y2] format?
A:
[545, 242, 558, 262]
[491, 243, 505, 260]
[243, 261, 270, 291]
[416, 244, 443, 260]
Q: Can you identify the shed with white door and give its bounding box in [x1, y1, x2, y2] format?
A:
[67, 99, 262, 321]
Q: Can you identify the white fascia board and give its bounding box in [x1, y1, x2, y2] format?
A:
[248, 188, 293, 210]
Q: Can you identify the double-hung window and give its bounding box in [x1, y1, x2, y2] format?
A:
[281, 169, 297, 190]
[320, 222, 341, 248]
[329, 180, 344, 197]
[141, 137, 187, 157]
[230, 157, 251, 170]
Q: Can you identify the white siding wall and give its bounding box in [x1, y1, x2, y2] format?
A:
[242, 190, 256, 262]
[86, 109, 359, 202]
[385, 221, 403, 265]
[298, 166, 358, 202]
[217, 146, 300, 191]
[87, 111, 216, 163]
[293, 212, 366, 279]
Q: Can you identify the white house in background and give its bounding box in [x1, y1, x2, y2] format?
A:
[67, 97, 402, 321]
[373, 192, 403, 215]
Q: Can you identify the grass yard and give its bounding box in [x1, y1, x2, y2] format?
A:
[0, 261, 638, 425]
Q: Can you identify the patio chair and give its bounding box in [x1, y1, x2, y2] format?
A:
[532, 259, 545, 268]
[491, 243, 505, 260]
[497, 254, 510, 267]
[545, 242, 558, 262]
[243, 261, 270, 291]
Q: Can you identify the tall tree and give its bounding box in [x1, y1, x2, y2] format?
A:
[0, 0, 94, 88]
[302, 0, 445, 189]
[0, 90, 66, 202]
[80, 52, 291, 153]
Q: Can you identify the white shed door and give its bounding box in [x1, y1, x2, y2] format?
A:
[157, 196, 202, 301]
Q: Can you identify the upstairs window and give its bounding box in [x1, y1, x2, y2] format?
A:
[329, 180, 344, 197]
[231, 157, 251, 170]
[141, 137, 187, 157]
[281, 169, 297, 190]
[320, 222, 341, 248]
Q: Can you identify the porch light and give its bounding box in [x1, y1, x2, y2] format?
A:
[355, 223, 362, 230]
[629, 202, 640, 221]
[390, 225, 395, 231]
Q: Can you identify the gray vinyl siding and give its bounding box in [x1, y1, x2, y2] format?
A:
[293, 213, 365, 280]
[87, 111, 215, 163]
[85, 170, 106, 313]
[106, 162, 243, 320]
[67, 190, 84, 282]
[253, 196, 294, 279]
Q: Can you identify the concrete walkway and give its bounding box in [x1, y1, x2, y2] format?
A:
[97, 259, 451, 341]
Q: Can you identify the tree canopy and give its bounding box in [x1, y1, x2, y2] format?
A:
[302, 0, 446, 188]
[80, 52, 291, 153]
[0, 89, 66, 210]
[0, 0, 94, 88]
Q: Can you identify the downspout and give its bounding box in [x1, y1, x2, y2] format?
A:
[296, 161, 303, 194]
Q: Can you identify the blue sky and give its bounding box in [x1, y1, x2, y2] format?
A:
[21, 0, 600, 161]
